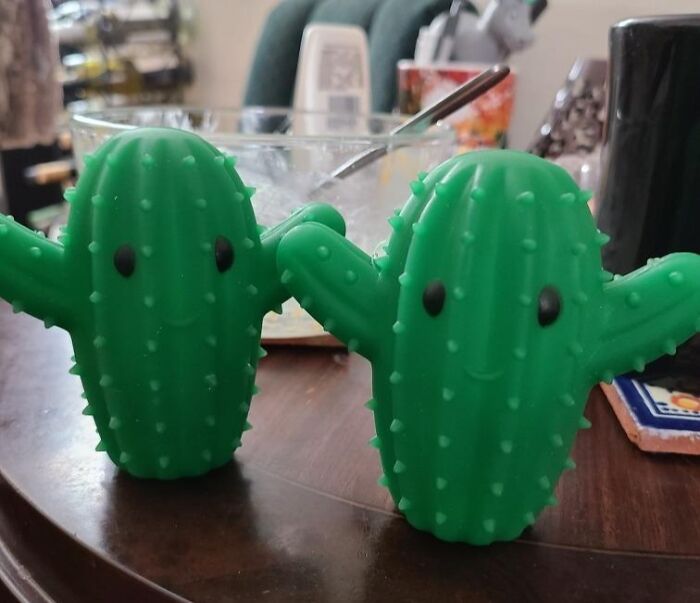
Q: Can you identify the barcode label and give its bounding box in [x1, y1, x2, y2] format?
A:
[319, 45, 363, 90]
[328, 95, 360, 114]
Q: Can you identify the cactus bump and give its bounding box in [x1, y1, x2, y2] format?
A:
[277, 150, 700, 544]
[0, 127, 344, 479]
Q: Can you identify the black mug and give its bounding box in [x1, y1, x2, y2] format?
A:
[597, 15, 700, 392]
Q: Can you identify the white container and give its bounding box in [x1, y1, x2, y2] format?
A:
[293, 24, 371, 136]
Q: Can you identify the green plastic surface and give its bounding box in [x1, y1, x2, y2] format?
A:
[0, 127, 345, 479]
[277, 150, 700, 544]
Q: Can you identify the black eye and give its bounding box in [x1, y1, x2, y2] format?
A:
[215, 236, 234, 272]
[422, 280, 446, 316]
[114, 244, 136, 277]
[537, 286, 561, 326]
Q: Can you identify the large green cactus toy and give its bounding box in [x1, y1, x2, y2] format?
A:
[278, 150, 700, 544]
[0, 127, 344, 479]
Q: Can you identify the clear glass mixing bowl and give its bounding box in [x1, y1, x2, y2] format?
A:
[70, 106, 457, 341]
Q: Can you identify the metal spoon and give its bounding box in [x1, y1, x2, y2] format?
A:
[311, 63, 510, 194]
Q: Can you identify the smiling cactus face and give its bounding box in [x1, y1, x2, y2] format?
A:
[0, 127, 344, 479]
[277, 149, 700, 544]
[65, 129, 262, 338]
[392, 151, 603, 413]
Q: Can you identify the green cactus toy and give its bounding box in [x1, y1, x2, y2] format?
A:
[277, 150, 700, 544]
[0, 127, 344, 479]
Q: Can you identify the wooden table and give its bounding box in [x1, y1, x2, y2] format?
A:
[0, 302, 699, 602]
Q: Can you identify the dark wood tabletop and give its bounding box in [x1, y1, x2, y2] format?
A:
[0, 301, 699, 602]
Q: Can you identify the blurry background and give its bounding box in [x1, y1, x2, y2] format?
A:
[188, 0, 700, 149]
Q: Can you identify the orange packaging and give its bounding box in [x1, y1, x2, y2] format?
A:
[397, 60, 516, 150]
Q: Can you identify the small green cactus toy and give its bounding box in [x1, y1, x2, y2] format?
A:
[277, 150, 700, 544]
[0, 127, 344, 479]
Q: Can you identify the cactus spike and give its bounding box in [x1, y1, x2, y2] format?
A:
[388, 215, 404, 231]
[409, 180, 426, 197]
[389, 418, 405, 433]
[578, 189, 593, 204]
[595, 230, 611, 246]
[438, 434, 451, 448]
[63, 187, 77, 203]
[374, 255, 390, 271]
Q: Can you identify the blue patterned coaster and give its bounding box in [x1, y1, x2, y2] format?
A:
[613, 377, 700, 432]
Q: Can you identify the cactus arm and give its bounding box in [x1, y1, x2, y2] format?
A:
[276, 222, 384, 358]
[589, 253, 700, 380]
[0, 214, 71, 328]
[256, 203, 346, 312]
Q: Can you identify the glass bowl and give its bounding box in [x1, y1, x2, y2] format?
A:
[70, 106, 457, 342]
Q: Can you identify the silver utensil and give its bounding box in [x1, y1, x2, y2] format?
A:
[311, 63, 510, 194]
